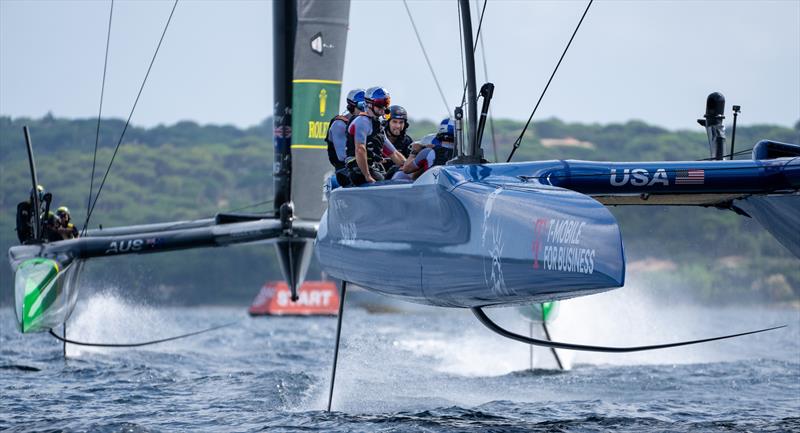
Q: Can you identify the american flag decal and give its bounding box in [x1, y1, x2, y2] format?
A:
[675, 169, 705, 185]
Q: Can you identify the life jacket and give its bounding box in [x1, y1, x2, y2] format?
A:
[345, 114, 385, 163]
[37, 213, 61, 242]
[63, 222, 78, 239]
[325, 114, 351, 169]
[388, 133, 413, 158]
[433, 144, 454, 166]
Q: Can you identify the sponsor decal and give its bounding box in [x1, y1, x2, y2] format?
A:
[610, 168, 669, 186]
[273, 125, 292, 139]
[481, 188, 510, 296]
[308, 121, 328, 139]
[531, 218, 548, 269]
[105, 239, 144, 254]
[319, 88, 327, 117]
[532, 219, 595, 275]
[341, 222, 357, 243]
[675, 169, 705, 185]
[310, 32, 323, 55]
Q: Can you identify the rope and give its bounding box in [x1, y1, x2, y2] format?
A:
[402, 0, 450, 115]
[49, 320, 237, 348]
[82, 0, 179, 233]
[697, 147, 753, 161]
[85, 0, 114, 237]
[506, 0, 594, 163]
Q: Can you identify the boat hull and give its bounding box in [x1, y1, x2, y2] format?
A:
[316, 166, 625, 308]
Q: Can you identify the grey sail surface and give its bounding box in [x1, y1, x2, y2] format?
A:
[290, 0, 351, 220]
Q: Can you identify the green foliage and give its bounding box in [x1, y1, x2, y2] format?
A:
[1, 115, 797, 305]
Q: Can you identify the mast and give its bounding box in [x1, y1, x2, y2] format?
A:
[273, 0, 297, 215]
[453, 0, 481, 164]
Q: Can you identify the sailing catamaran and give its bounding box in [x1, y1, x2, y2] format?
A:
[10, 0, 798, 377]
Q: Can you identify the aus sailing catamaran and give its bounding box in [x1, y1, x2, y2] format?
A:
[9, 0, 799, 409]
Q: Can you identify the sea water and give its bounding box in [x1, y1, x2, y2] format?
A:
[1, 288, 798, 432]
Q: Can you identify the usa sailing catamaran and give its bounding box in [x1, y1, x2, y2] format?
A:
[9, 0, 799, 406]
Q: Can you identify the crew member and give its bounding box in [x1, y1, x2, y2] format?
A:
[384, 105, 413, 157]
[41, 211, 63, 242]
[400, 134, 437, 180]
[382, 105, 414, 177]
[431, 117, 456, 166]
[345, 86, 406, 185]
[15, 185, 47, 244]
[326, 88, 365, 186]
[55, 206, 79, 239]
[400, 118, 456, 179]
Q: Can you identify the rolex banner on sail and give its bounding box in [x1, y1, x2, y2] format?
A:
[291, 0, 350, 220]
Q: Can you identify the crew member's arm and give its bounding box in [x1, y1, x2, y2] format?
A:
[403, 142, 423, 173]
[355, 143, 373, 183]
[351, 116, 375, 183]
[384, 136, 406, 166]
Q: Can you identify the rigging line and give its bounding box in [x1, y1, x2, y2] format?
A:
[142, 199, 275, 233]
[224, 199, 275, 213]
[48, 320, 238, 348]
[475, 0, 497, 162]
[85, 0, 115, 237]
[459, 0, 489, 108]
[506, 0, 594, 163]
[697, 147, 753, 161]
[402, 0, 450, 115]
[457, 0, 466, 109]
[82, 0, 179, 233]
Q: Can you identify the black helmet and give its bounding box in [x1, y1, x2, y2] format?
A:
[386, 105, 409, 135]
[387, 105, 407, 121]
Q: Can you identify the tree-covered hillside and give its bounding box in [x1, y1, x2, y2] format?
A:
[1, 115, 798, 305]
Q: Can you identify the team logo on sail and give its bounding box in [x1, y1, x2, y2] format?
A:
[319, 89, 327, 117]
[310, 32, 323, 55]
[609, 168, 669, 186]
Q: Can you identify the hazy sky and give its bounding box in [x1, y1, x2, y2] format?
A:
[1, 0, 798, 130]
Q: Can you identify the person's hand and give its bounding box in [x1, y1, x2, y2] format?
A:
[366, 175, 376, 183]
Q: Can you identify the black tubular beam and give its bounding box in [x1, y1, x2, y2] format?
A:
[730, 105, 740, 160]
[272, 0, 296, 216]
[459, 0, 479, 160]
[62, 322, 67, 359]
[475, 83, 494, 151]
[327, 281, 347, 412]
[23, 126, 41, 241]
[541, 323, 564, 370]
[471, 307, 785, 353]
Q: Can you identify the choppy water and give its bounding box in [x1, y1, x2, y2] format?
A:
[1, 288, 798, 432]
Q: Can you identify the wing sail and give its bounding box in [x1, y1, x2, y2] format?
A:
[290, 0, 351, 220]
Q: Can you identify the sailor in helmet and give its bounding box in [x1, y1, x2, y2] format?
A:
[41, 210, 62, 242]
[400, 118, 456, 179]
[15, 184, 49, 244]
[382, 104, 414, 178]
[344, 86, 406, 185]
[384, 105, 413, 157]
[326, 88, 365, 187]
[55, 206, 79, 239]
